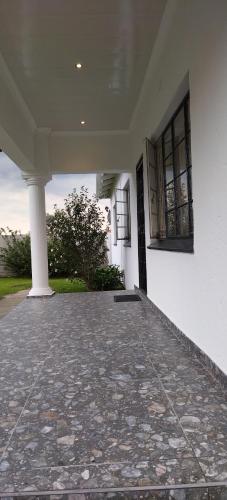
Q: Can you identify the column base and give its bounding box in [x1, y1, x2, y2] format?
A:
[27, 287, 55, 298]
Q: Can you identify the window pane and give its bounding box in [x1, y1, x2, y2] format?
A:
[156, 138, 163, 167]
[165, 154, 174, 183]
[166, 181, 175, 210]
[163, 127, 172, 159]
[175, 140, 187, 175]
[186, 132, 192, 166]
[167, 211, 176, 237]
[187, 166, 192, 201]
[156, 94, 193, 241]
[177, 205, 189, 236]
[176, 172, 188, 207]
[174, 107, 185, 145]
[186, 97, 191, 131]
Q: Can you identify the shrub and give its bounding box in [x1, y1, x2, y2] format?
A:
[93, 265, 124, 291]
[0, 228, 31, 276]
[47, 187, 108, 282]
[48, 237, 78, 277]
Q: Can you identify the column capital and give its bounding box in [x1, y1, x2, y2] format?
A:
[22, 173, 52, 187]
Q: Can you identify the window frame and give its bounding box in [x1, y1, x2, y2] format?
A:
[114, 181, 131, 244]
[112, 200, 117, 246]
[148, 92, 194, 253]
[123, 180, 131, 247]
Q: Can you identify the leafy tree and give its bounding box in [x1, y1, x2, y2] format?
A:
[47, 187, 108, 282]
[0, 228, 31, 276]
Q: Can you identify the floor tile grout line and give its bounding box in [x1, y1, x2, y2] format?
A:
[0, 328, 65, 462]
[129, 304, 206, 472]
[0, 460, 133, 475]
[2, 451, 221, 475]
[139, 298, 227, 398]
[108, 315, 207, 475]
[0, 298, 141, 463]
[136, 328, 207, 482]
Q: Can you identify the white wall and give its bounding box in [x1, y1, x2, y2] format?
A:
[110, 173, 138, 290]
[110, 0, 227, 375]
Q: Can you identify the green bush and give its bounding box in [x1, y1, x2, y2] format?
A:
[0, 229, 31, 277]
[93, 265, 124, 291]
[47, 187, 108, 282]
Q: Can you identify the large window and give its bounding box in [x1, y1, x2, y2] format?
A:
[147, 93, 193, 252]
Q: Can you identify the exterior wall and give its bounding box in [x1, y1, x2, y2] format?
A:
[110, 0, 227, 375]
[110, 173, 138, 290]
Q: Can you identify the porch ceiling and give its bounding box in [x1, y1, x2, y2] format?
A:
[96, 173, 117, 198]
[0, 0, 166, 132]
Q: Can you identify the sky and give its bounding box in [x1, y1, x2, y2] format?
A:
[0, 152, 109, 233]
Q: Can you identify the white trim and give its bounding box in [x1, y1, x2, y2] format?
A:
[22, 173, 51, 187]
[51, 130, 129, 138]
[28, 288, 55, 297]
[0, 53, 36, 131]
[129, 0, 178, 131]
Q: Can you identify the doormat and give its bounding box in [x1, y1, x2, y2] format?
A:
[114, 294, 141, 302]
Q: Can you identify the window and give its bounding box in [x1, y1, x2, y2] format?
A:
[114, 182, 131, 244]
[124, 181, 131, 245]
[112, 202, 117, 245]
[147, 93, 193, 252]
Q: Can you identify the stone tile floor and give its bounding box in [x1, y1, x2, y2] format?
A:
[0, 290, 227, 499]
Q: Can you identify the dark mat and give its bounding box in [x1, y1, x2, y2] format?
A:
[114, 294, 141, 302]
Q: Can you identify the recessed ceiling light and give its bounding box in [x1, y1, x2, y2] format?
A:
[80, 120, 86, 126]
[76, 62, 82, 69]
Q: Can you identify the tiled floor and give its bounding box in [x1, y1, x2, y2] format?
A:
[0, 291, 227, 499]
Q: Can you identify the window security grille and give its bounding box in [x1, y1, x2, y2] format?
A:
[147, 93, 193, 241]
[115, 188, 130, 240]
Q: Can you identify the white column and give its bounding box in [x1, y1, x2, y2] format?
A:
[23, 174, 54, 297]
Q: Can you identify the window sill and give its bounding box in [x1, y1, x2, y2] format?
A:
[124, 241, 131, 248]
[147, 237, 194, 253]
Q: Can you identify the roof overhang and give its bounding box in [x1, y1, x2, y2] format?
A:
[96, 173, 117, 199]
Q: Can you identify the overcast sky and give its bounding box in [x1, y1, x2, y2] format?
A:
[0, 152, 109, 233]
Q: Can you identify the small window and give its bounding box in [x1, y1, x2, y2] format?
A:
[115, 183, 131, 242]
[147, 93, 193, 253]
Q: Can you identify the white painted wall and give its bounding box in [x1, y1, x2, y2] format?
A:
[110, 173, 138, 290]
[110, 0, 227, 375]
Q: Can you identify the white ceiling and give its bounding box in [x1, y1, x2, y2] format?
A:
[0, 0, 166, 132]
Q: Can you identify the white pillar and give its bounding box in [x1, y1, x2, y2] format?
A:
[23, 174, 54, 297]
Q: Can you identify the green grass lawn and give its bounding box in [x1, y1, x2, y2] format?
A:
[0, 277, 88, 298]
